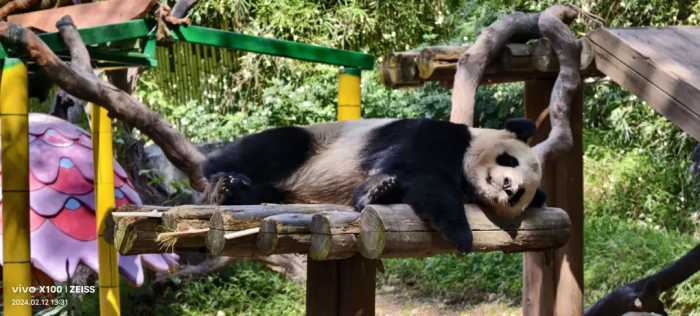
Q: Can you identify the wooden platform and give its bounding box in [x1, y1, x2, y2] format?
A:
[588, 27, 700, 141]
[7, 0, 152, 33]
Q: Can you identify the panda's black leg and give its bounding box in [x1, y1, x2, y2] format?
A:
[351, 173, 399, 211]
[399, 174, 473, 253]
[203, 171, 253, 205]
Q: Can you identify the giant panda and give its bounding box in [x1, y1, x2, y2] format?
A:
[201, 118, 545, 252]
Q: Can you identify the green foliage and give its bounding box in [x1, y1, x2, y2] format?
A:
[584, 144, 700, 233]
[584, 81, 694, 157]
[584, 216, 700, 314]
[380, 252, 523, 303]
[152, 262, 304, 316]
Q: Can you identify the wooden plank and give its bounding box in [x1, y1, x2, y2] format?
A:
[608, 27, 700, 84]
[552, 86, 584, 316]
[523, 79, 556, 316]
[8, 0, 153, 33]
[591, 37, 700, 140]
[338, 256, 376, 316]
[523, 78, 584, 316]
[588, 28, 700, 140]
[307, 259, 339, 316]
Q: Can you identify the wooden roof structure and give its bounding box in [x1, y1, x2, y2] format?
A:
[588, 27, 700, 141]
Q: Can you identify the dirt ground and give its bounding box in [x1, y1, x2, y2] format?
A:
[375, 285, 521, 316]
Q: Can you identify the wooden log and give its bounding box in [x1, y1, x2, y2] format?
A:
[107, 205, 169, 254]
[309, 212, 360, 260]
[110, 205, 215, 254]
[358, 204, 570, 259]
[257, 213, 314, 255]
[207, 204, 353, 256]
[381, 39, 601, 88]
[112, 214, 165, 255]
[162, 205, 217, 231]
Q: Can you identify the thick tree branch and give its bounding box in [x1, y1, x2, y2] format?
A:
[171, 0, 198, 19]
[532, 5, 581, 163]
[0, 0, 39, 19]
[450, 12, 541, 126]
[0, 17, 208, 191]
[449, 5, 580, 166]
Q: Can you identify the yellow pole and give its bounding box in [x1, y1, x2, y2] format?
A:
[337, 67, 361, 121]
[1, 58, 32, 316]
[91, 103, 121, 316]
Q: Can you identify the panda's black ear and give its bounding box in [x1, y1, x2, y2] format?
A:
[504, 118, 536, 142]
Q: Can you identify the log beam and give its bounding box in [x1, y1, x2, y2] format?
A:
[206, 204, 353, 256]
[112, 203, 570, 259]
[358, 204, 570, 259]
[381, 39, 600, 89]
[309, 212, 360, 260]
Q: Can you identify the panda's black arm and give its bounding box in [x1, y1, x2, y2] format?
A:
[399, 173, 473, 252]
[529, 188, 547, 208]
[650, 244, 700, 293]
[585, 244, 700, 316]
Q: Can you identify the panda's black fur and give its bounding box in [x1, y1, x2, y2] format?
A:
[202, 118, 545, 252]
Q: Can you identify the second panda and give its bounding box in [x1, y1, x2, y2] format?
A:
[202, 118, 545, 252]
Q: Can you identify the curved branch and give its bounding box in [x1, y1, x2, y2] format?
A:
[450, 12, 541, 126]
[0, 17, 208, 191]
[532, 5, 581, 163]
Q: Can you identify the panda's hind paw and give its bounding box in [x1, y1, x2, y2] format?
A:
[208, 172, 252, 204]
[367, 174, 397, 201]
[352, 174, 398, 211]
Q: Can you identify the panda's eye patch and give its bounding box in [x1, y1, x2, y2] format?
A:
[496, 152, 519, 167]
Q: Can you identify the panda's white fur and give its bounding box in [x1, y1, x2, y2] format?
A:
[277, 119, 394, 204]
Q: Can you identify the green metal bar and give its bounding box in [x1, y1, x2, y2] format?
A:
[87, 49, 157, 67]
[143, 38, 157, 61]
[0, 18, 375, 69]
[173, 25, 375, 70]
[38, 19, 153, 52]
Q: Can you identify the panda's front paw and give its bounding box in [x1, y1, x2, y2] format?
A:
[443, 228, 473, 253]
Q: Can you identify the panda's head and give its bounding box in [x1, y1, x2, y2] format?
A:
[464, 118, 542, 218]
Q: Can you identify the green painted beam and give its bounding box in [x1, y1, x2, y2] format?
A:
[87, 49, 157, 67]
[0, 18, 374, 69]
[38, 19, 154, 52]
[173, 25, 375, 70]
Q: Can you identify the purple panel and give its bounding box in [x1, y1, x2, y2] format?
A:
[30, 139, 94, 183]
[30, 187, 95, 217]
[29, 113, 87, 140]
[118, 184, 142, 205]
[118, 255, 145, 286]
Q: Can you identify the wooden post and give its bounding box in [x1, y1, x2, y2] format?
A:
[522, 79, 583, 316]
[91, 103, 121, 316]
[307, 67, 375, 315]
[1, 58, 32, 316]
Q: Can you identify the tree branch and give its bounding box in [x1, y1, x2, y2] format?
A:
[450, 12, 541, 126]
[0, 0, 40, 20]
[449, 5, 581, 166]
[171, 0, 199, 19]
[0, 17, 208, 191]
[532, 5, 581, 163]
